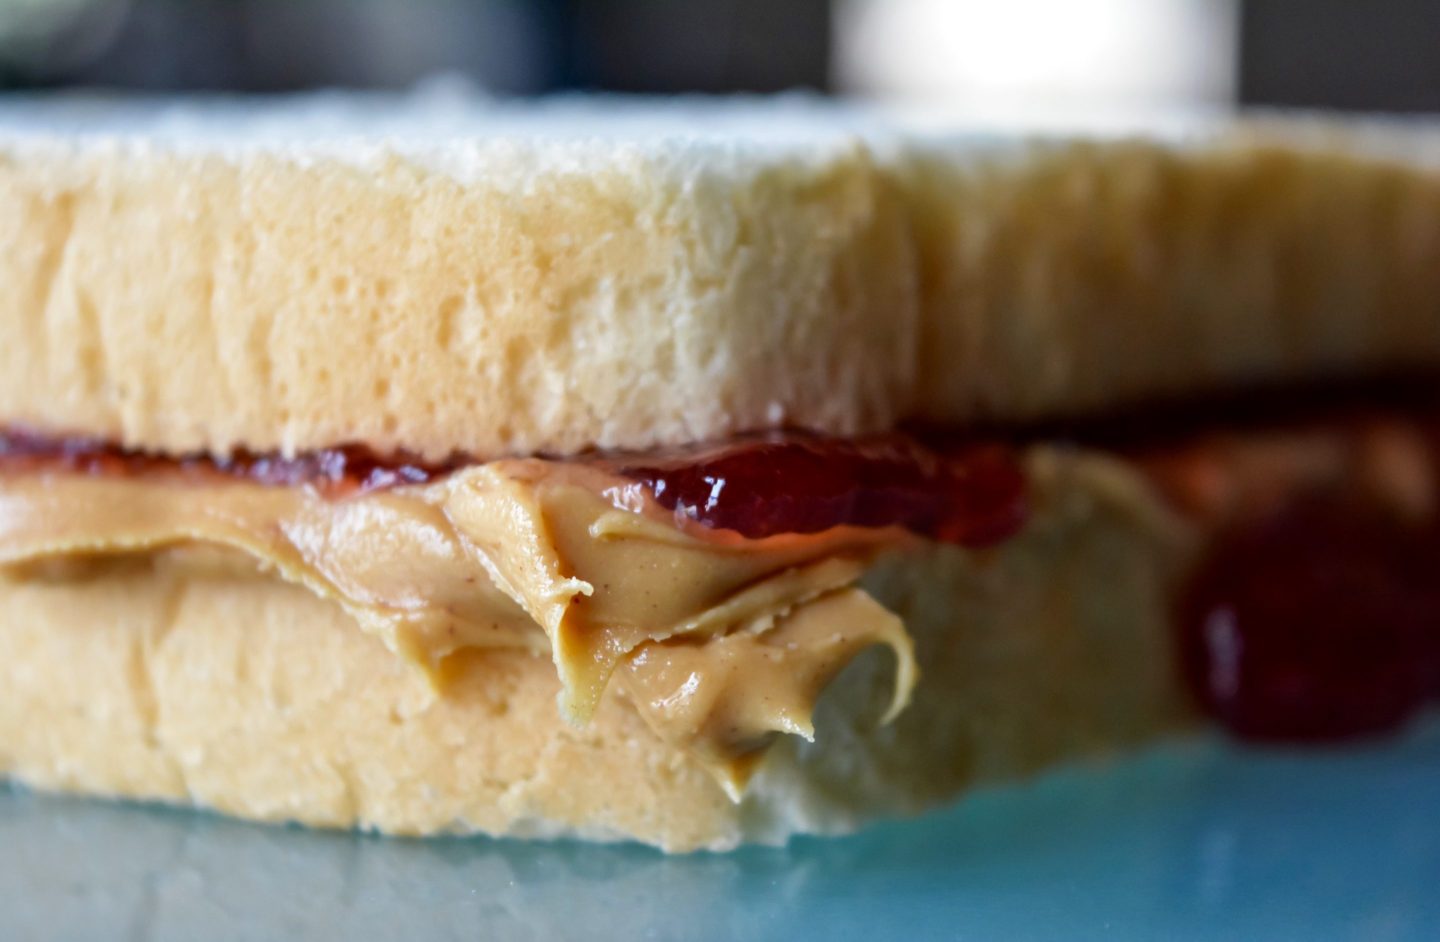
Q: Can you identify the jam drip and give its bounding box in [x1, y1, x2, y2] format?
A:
[614, 434, 1028, 547]
[1181, 497, 1440, 742]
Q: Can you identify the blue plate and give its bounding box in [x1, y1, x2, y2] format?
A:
[4, 725, 1438, 941]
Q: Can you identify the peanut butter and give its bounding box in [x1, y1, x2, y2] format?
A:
[0, 460, 919, 792]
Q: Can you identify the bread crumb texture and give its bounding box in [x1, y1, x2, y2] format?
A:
[3, 101, 1440, 459]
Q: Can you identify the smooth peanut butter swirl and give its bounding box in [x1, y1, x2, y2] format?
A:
[0, 459, 919, 792]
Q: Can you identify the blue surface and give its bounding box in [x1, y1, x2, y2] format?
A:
[4, 726, 1439, 941]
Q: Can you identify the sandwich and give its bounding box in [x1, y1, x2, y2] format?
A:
[1, 96, 1438, 852]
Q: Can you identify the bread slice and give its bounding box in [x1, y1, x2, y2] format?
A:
[0, 96, 920, 461]
[3, 97, 1440, 460]
[904, 130, 1440, 424]
[0, 448, 1190, 851]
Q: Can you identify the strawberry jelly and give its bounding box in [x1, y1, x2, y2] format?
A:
[0, 426, 1030, 547]
[0, 428, 441, 494]
[1179, 497, 1440, 742]
[613, 434, 1028, 547]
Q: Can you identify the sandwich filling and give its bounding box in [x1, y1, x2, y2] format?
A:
[2, 403, 1439, 798]
[0, 433, 1030, 797]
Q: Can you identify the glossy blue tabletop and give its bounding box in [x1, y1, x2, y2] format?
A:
[4, 724, 1438, 941]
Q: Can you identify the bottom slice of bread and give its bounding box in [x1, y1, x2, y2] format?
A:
[0, 455, 1193, 852]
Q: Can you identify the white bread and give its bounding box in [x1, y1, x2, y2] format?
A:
[0, 450, 1190, 851]
[3, 96, 1440, 460]
[905, 133, 1440, 423]
[0, 96, 920, 461]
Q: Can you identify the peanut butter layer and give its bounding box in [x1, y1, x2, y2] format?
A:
[0, 459, 918, 793]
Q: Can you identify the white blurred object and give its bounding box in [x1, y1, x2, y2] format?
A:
[835, 0, 1238, 114]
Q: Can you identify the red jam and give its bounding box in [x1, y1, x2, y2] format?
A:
[0, 428, 445, 494]
[612, 434, 1028, 547]
[0, 426, 1030, 547]
[1180, 497, 1440, 741]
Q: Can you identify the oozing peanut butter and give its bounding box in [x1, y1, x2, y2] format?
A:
[0, 459, 919, 792]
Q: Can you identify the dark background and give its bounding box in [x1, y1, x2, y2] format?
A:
[1, 0, 1438, 113]
[1239, 0, 1440, 111]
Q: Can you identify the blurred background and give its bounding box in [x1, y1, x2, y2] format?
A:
[0, 0, 1437, 115]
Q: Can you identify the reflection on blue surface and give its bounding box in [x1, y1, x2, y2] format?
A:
[4, 726, 1439, 941]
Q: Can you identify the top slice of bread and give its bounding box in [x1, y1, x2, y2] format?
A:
[3, 93, 1440, 460]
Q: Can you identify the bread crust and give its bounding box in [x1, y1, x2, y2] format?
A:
[5, 107, 1440, 458]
